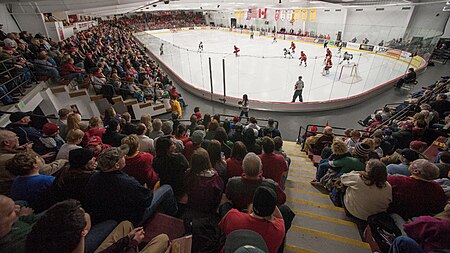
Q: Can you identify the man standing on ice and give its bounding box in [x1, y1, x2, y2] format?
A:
[292, 76, 304, 102]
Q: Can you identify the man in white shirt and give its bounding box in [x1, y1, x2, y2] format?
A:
[136, 123, 155, 155]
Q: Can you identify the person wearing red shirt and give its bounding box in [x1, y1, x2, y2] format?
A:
[60, 58, 84, 81]
[387, 159, 447, 219]
[87, 136, 111, 158]
[219, 186, 285, 253]
[226, 141, 247, 179]
[183, 130, 205, 162]
[258, 137, 288, 188]
[121, 134, 158, 189]
[84, 116, 106, 140]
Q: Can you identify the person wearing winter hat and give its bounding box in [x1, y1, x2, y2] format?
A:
[219, 186, 285, 253]
[39, 123, 65, 153]
[325, 142, 367, 175]
[224, 230, 269, 253]
[183, 130, 205, 161]
[387, 148, 419, 176]
[51, 148, 97, 203]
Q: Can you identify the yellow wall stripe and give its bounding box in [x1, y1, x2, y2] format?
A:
[291, 226, 370, 249]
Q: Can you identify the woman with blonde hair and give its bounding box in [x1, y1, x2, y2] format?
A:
[84, 116, 106, 139]
[56, 129, 84, 160]
[312, 139, 351, 183]
[140, 114, 152, 135]
[66, 113, 82, 134]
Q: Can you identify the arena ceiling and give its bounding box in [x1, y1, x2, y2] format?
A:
[0, 0, 447, 16]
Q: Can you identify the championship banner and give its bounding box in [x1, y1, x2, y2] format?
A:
[287, 10, 294, 22]
[280, 10, 287, 21]
[234, 10, 245, 19]
[387, 48, 402, 59]
[251, 8, 258, 19]
[258, 8, 267, 19]
[309, 9, 316, 21]
[246, 9, 252, 20]
[293, 9, 301, 21]
[275, 10, 280, 21]
[301, 9, 308, 21]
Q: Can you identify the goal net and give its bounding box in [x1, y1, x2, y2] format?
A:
[338, 63, 363, 84]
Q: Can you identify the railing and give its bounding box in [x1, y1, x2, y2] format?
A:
[0, 55, 31, 101]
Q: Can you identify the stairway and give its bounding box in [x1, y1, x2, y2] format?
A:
[282, 141, 371, 253]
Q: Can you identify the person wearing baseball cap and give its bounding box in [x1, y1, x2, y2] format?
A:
[224, 230, 269, 253]
[387, 148, 419, 176]
[87, 136, 111, 157]
[39, 122, 65, 153]
[220, 186, 285, 253]
[84, 145, 178, 226]
[6, 111, 43, 148]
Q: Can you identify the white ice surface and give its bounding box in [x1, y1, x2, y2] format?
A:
[136, 30, 409, 103]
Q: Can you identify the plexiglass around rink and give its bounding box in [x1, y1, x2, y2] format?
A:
[135, 28, 427, 103]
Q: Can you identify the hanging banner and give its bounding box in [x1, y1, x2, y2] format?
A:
[258, 8, 267, 19]
[309, 9, 317, 21]
[293, 9, 301, 21]
[287, 9, 294, 22]
[275, 10, 280, 21]
[301, 9, 308, 21]
[280, 10, 286, 21]
[251, 8, 258, 19]
[234, 10, 245, 19]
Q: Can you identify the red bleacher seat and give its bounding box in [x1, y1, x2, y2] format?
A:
[143, 212, 186, 242]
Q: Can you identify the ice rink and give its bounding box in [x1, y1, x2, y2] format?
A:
[136, 29, 411, 102]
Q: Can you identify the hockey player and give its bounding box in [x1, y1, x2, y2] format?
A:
[283, 48, 293, 59]
[322, 57, 333, 75]
[233, 45, 240, 57]
[339, 51, 353, 64]
[299, 51, 307, 67]
[290, 41, 296, 54]
[272, 33, 277, 43]
[198, 41, 203, 52]
[160, 43, 164, 55]
[250, 30, 254, 39]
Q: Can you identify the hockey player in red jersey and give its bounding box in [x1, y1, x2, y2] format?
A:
[233, 45, 240, 57]
[290, 42, 296, 54]
[299, 51, 307, 67]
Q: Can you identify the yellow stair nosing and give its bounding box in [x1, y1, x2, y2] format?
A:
[286, 197, 344, 211]
[286, 187, 328, 198]
[285, 244, 319, 253]
[292, 210, 357, 228]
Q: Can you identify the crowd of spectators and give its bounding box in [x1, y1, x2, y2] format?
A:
[303, 76, 450, 252]
[0, 12, 297, 253]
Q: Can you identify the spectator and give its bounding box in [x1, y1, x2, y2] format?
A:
[51, 148, 97, 203]
[86, 136, 111, 158]
[60, 57, 84, 82]
[392, 121, 414, 149]
[160, 120, 183, 152]
[57, 108, 71, 141]
[381, 140, 428, 165]
[171, 95, 182, 119]
[6, 152, 54, 212]
[175, 124, 189, 145]
[56, 129, 84, 160]
[219, 186, 285, 253]
[136, 123, 155, 155]
[25, 199, 169, 253]
[39, 122, 65, 153]
[6, 111, 44, 152]
[430, 94, 450, 118]
[214, 127, 233, 158]
[187, 114, 198, 134]
[84, 116, 106, 140]
[183, 129, 205, 162]
[207, 139, 227, 180]
[243, 127, 262, 154]
[139, 114, 153, 136]
[120, 112, 136, 135]
[205, 119, 220, 140]
[102, 120, 126, 147]
[386, 148, 419, 176]
[185, 148, 224, 216]
[226, 141, 248, 179]
[344, 130, 360, 154]
[0, 194, 37, 253]
[34, 53, 59, 82]
[305, 126, 335, 155]
[84, 145, 178, 225]
[266, 119, 281, 138]
[388, 159, 447, 219]
[395, 68, 416, 88]
[121, 134, 158, 189]
[153, 136, 189, 199]
[341, 159, 392, 220]
[259, 137, 288, 188]
[148, 118, 164, 140]
[273, 136, 291, 168]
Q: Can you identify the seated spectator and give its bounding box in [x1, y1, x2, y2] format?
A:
[273, 136, 291, 168]
[185, 148, 224, 216]
[386, 148, 419, 176]
[51, 148, 97, 203]
[183, 129, 205, 162]
[0, 195, 37, 253]
[6, 112, 44, 153]
[148, 118, 164, 140]
[430, 93, 450, 118]
[266, 118, 281, 138]
[120, 112, 136, 135]
[136, 123, 155, 155]
[187, 114, 199, 134]
[56, 129, 84, 160]
[341, 159, 392, 221]
[57, 108, 71, 141]
[175, 124, 189, 145]
[225, 153, 286, 211]
[25, 199, 169, 253]
[223, 230, 269, 253]
[395, 67, 416, 88]
[34, 53, 60, 82]
[84, 145, 178, 225]
[160, 120, 184, 153]
[305, 126, 334, 155]
[121, 134, 158, 189]
[219, 186, 285, 253]
[388, 159, 447, 219]
[214, 127, 233, 158]
[245, 117, 261, 137]
[389, 203, 450, 253]
[205, 120, 220, 140]
[38, 122, 65, 154]
[230, 123, 244, 143]
[153, 137, 189, 199]
[208, 140, 227, 180]
[259, 137, 288, 187]
[381, 140, 428, 165]
[226, 141, 248, 179]
[312, 139, 351, 183]
[102, 120, 126, 147]
[392, 121, 414, 149]
[60, 57, 84, 81]
[365, 114, 383, 132]
[84, 116, 106, 139]
[436, 151, 450, 180]
[243, 128, 262, 154]
[6, 152, 54, 212]
[87, 136, 111, 158]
